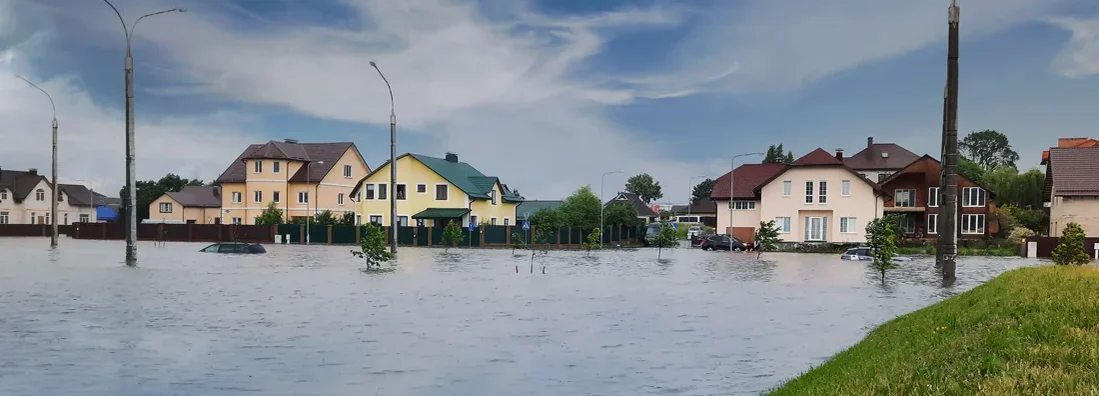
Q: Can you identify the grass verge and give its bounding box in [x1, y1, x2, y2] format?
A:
[896, 246, 1020, 257]
[767, 266, 1099, 395]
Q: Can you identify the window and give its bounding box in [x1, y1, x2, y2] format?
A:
[901, 215, 916, 234]
[356, 215, 362, 225]
[504, 218, 510, 226]
[877, 173, 889, 183]
[774, 217, 791, 233]
[962, 214, 985, 234]
[805, 216, 826, 241]
[254, 191, 263, 203]
[369, 215, 382, 225]
[366, 184, 376, 200]
[36, 189, 45, 201]
[818, 181, 828, 204]
[254, 160, 262, 173]
[273, 191, 281, 203]
[0, 191, 7, 200]
[79, 214, 89, 223]
[805, 181, 814, 204]
[491, 217, 497, 225]
[928, 187, 940, 207]
[338, 193, 345, 206]
[840, 217, 856, 234]
[841, 180, 851, 197]
[298, 191, 309, 204]
[470, 215, 478, 226]
[436, 184, 449, 200]
[1, 212, 8, 224]
[45, 213, 50, 225]
[894, 189, 915, 207]
[64, 213, 68, 225]
[159, 202, 173, 213]
[730, 201, 756, 210]
[417, 184, 427, 193]
[962, 187, 985, 207]
[398, 216, 409, 227]
[783, 181, 792, 196]
[378, 184, 387, 200]
[927, 214, 938, 234]
[490, 190, 497, 205]
[396, 184, 407, 200]
[273, 161, 281, 174]
[344, 165, 353, 179]
[232, 192, 242, 203]
[232, 217, 242, 225]
[30, 213, 35, 224]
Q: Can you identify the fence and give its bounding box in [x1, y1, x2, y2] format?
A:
[69, 222, 275, 243]
[0, 224, 74, 237]
[1022, 236, 1099, 259]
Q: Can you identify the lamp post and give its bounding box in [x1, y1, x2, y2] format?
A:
[15, 76, 58, 248]
[369, 61, 398, 254]
[687, 175, 706, 221]
[729, 153, 764, 251]
[599, 170, 624, 248]
[101, 0, 186, 264]
[305, 160, 323, 245]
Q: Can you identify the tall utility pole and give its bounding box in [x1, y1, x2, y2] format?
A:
[16, 76, 58, 248]
[370, 61, 398, 254]
[101, 0, 186, 264]
[937, 0, 960, 281]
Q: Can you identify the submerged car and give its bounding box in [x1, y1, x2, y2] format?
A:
[841, 247, 912, 261]
[700, 235, 747, 251]
[687, 225, 704, 238]
[200, 242, 267, 254]
[644, 222, 663, 246]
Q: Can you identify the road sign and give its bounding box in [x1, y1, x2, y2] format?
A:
[468, 222, 475, 231]
[522, 221, 530, 231]
[672, 222, 678, 230]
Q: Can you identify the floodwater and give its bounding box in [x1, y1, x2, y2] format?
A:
[0, 238, 1040, 395]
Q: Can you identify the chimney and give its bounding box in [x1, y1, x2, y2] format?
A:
[284, 138, 298, 144]
[835, 148, 844, 160]
[213, 186, 221, 197]
[867, 137, 874, 149]
[445, 152, 458, 163]
[28, 168, 38, 176]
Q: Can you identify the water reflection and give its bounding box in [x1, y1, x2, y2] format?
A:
[0, 238, 1039, 395]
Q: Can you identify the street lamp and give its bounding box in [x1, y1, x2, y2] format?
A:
[15, 75, 58, 248]
[101, 0, 185, 264]
[599, 170, 624, 248]
[729, 152, 764, 251]
[369, 61, 398, 254]
[687, 175, 706, 222]
[305, 160, 323, 245]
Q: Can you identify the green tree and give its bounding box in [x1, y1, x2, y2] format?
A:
[960, 129, 1019, 170]
[652, 223, 678, 259]
[558, 186, 601, 230]
[983, 167, 1045, 210]
[581, 228, 601, 254]
[510, 231, 527, 255]
[313, 210, 337, 225]
[866, 214, 902, 283]
[625, 174, 663, 204]
[691, 178, 715, 203]
[359, 223, 394, 268]
[785, 151, 794, 164]
[763, 145, 779, 163]
[603, 202, 640, 227]
[529, 226, 553, 272]
[254, 201, 284, 226]
[118, 174, 204, 223]
[754, 220, 781, 259]
[338, 211, 357, 226]
[957, 157, 986, 184]
[441, 221, 463, 253]
[528, 206, 562, 229]
[1052, 222, 1090, 265]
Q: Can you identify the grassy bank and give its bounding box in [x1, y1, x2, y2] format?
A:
[896, 245, 1020, 257]
[768, 266, 1099, 395]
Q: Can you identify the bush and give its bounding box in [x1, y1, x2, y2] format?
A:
[441, 222, 463, 253]
[1008, 227, 1036, 244]
[359, 223, 394, 268]
[1052, 222, 1090, 265]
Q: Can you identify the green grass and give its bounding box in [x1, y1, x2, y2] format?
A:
[767, 266, 1099, 395]
[896, 246, 1020, 257]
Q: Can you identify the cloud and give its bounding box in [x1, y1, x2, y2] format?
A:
[1050, 17, 1099, 78]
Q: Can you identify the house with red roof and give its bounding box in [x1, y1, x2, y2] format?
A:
[1046, 147, 1099, 236]
[711, 148, 889, 244]
[841, 137, 922, 183]
[878, 155, 996, 239]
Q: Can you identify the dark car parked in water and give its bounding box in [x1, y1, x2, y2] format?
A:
[200, 242, 267, 254]
[699, 235, 747, 251]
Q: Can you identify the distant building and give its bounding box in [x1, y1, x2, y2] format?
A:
[605, 192, 658, 224]
[1045, 147, 1099, 236]
[147, 185, 223, 224]
[841, 137, 922, 183]
[878, 155, 995, 239]
[0, 168, 100, 225]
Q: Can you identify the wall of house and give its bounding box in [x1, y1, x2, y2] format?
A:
[0, 181, 97, 225]
[882, 160, 991, 239]
[1051, 196, 1099, 237]
[759, 167, 884, 243]
[469, 182, 518, 226]
[148, 195, 185, 223]
[356, 155, 467, 227]
[714, 199, 762, 233]
[313, 147, 370, 219]
[856, 169, 895, 184]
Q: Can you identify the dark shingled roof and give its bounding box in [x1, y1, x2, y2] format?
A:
[0, 169, 48, 203]
[165, 186, 222, 208]
[215, 141, 362, 184]
[843, 143, 921, 171]
[606, 192, 658, 217]
[671, 198, 717, 215]
[1049, 147, 1099, 196]
[58, 184, 117, 207]
[710, 164, 787, 200]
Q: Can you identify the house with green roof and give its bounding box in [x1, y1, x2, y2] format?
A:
[350, 152, 523, 228]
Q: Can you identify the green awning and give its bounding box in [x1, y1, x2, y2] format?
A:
[412, 208, 471, 219]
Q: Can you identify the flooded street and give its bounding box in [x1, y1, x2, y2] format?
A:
[0, 238, 1040, 395]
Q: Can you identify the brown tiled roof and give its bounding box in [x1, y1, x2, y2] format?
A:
[843, 143, 921, 170]
[710, 163, 787, 200]
[793, 148, 844, 165]
[1041, 138, 1099, 164]
[215, 141, 361, 184]
[606, 192, 658, 217]
[1049, 147, 1099, 196]
[165, 185, 222, 207]
[671, 198, 717, 215]
[0, 169, 48, 203]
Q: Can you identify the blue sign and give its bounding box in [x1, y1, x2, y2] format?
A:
[672, 222, 678, 230]
[468, 222, 475, 231]
[522, 221, 530, 231]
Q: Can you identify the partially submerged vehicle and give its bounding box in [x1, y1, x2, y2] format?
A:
[841, 247, 911, 261]
[200, 242, 267, 254]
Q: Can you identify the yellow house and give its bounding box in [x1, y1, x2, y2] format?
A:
[350, 152, 523, 227]
[147, 185, 222, 224]
[213, 139, 371, 225]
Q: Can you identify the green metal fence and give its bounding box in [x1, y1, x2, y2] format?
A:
[332, 225, 357, 245]
[269, 224, 644, 247]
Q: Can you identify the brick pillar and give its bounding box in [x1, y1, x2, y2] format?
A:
[567, 227, 573, 249]
[188, 223, 194, 242]
[427, 227, 433, 246]
[299, 224, 304, 244]
[327, 225, 333, 245]
[356, 225, 361, 244]
[505, 226, 511, 246]
[556, 227, 561, 248]
[531, 225, 537, 248]
[479, 225, 485, 247]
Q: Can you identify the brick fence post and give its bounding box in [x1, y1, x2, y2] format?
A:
[327, 225, 333, 245]
[427, 227, 433, 246]
[479, 225, 485, 247]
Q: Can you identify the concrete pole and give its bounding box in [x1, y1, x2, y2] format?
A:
[937, 0, 960, 281]
[16, 76, 59, 248]
[370, 61, 398, 254]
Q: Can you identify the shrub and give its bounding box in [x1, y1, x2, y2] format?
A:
[1008, 227, 1036, 244]
[1052, 222, 1090, 266]
[359, 223, 394, 268]
[441, 222, 463, 253]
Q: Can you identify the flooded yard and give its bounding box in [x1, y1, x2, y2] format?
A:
[0, 238, 1039, 395]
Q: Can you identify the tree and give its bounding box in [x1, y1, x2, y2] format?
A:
[528, 206, 563, 229]
[118, 174, 204, 223]
[511, 231, 527, 255]
[338, 211, 357, 226]
[558, 186, 601, 230]
[313, 210, 337, 225]
[658, 209, 673, 221]
[960, 129, 1019, 170]
[691, 178, 716, 203]
[762, 144, 795, 164]
[784, 151, 794, 164]
[603, 202, 640, 227]
[529, 226, 553, 273]
[359, 223, 394, 268]
[581, 228, 601, 254]
[254, 202, 284, 226]
[651, 223, 678, 259]
[754, 220, 781, 259]
[957, 157, 986, 184]
[865, 214, 902, 283]
[983, 167, 1045, 210]
[441, 221, 463, 253]
[625, 174, 663, 204]
[1052, 223, 1090, 265]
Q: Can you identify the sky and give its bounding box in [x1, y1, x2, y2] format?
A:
[2, 0, 1098, 203]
